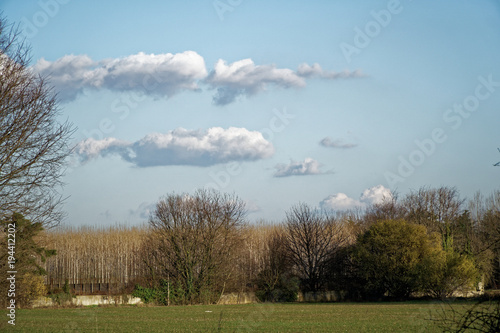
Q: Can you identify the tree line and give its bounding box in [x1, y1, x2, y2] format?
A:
[2, 186, 499, 307]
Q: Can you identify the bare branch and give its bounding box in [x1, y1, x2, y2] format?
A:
[0, 16, 75, 227]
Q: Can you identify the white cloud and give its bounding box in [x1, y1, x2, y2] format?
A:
[320, 193, 362, 211]
[320, 185, 392, 211]
[34, 52, 362, 104]
[320, 137, 357, 149]
[34, 51, 207, 101]
[297, 63, 363, 79]
[33, 54, 95, 101]
[75, 137, 130, 161]
[359, 184, 393, 206]
[273, 157, 324, 177]
[75, 127, 274, 167]
[206, 58, 305, 105]
[205, 59, 362, 105]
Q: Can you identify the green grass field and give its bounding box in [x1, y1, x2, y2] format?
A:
[0, 301, 452, 332]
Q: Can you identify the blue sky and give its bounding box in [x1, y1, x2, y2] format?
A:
[2, 0, 500, 226]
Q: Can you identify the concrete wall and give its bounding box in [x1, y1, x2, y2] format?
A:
[32, 293, 256, 308]
[32, 295, 142, 308]
[32, 286, 484, 308]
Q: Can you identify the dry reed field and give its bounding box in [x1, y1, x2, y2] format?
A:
[37, 222, 287, 296]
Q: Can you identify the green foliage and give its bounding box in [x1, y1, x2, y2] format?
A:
[352, 219, 443, 299]
[351, 219, 480, 300]
[131, 279, 200, 305]
[48, 291, 74, 306]
[164, 279, 220, 305]
[132, 284, 165, 305]
[17, 273, 48, 306]
[48, 279, 75, 306]
[62, 279, 70, 294]
[1, 213, 57, 275]
[425, 250, 479, 298]
[0, 213, 57, 307]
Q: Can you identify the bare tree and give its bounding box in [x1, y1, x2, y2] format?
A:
[284, 203, 347, 293]
[469, 190, 500, 288]
[402, 186, 464, 249]
[255, 227, 299, 302]
[363, 192, 402, 227]
[0, 17, 74, 227]
[147, 189, 246, 304]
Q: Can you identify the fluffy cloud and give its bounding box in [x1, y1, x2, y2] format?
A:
[34, 51, 207, 101]
[320, 137, 357, 149]
[359, 185, 393, 206]
[205, 59, 362, 105]
[75, 137, 130, 161]
[34, 52, 362, 104]
[320, 185, 392, 211]
[205, 59, 305, 105]
[273, 157, 324, 177]
[319, 193, 361, 211]
[75, 127, 274, 167]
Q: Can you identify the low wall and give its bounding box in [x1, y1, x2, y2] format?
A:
[32, 287, 484, 308]
[32, 293, 256, 308]
[32, 295, 142, 308]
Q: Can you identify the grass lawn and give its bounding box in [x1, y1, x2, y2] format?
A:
[0, 301, 451, 332]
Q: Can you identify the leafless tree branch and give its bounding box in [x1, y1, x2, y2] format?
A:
[0, 16, 74, 227]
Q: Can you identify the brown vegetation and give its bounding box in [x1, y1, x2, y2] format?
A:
[25, 187, 500, 306]
[39, 225, 147, 295]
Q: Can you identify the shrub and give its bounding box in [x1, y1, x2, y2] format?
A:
[17, 273, 47, 307]
[352, 219, 443, 299]
[424, 249, 480, 298]
[132, 279, 172, 305]
[48, 279, 75, 306]
[132, 285, 163, 305]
